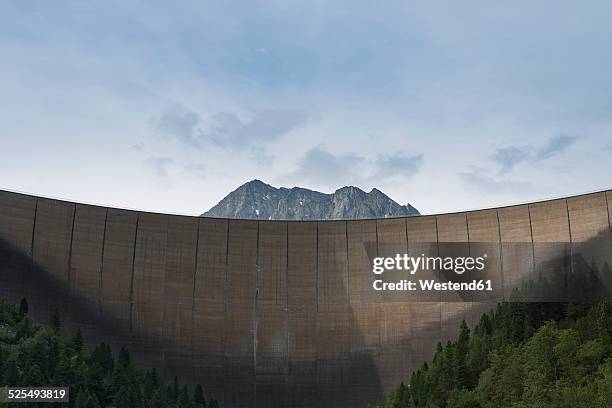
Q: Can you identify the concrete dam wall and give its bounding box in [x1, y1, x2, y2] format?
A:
[0, 189, 611, 407]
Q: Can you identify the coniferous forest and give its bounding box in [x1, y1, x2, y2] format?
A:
[374, 300, 612, 408]
[0, 299, 220, 408]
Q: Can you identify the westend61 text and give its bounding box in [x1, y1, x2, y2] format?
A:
[372, 279, 493, 291]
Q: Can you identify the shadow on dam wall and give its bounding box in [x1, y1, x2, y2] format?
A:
[0, 236, 158, 354]
[0, 222, 385, 408]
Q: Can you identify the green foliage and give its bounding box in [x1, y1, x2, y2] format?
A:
[179, 384, 192, 408]
[18, 298, 28, 315]
[0, 299, 216, 408]
[375, 301, 612, 408]
[49, 308, 61, 331]
[2, 354, 20, 386]
[74, 388, 100, 408]
[194, 383, 206, 407]
[73, 329, 84, 352]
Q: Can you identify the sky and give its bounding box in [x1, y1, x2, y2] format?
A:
[1, 1, 611, 216]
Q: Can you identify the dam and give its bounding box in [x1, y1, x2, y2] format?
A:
[0, 188, 610, 407]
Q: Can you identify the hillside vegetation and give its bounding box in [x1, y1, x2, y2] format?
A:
[0, 299, 220, 408]
[374, 300, 612, 408]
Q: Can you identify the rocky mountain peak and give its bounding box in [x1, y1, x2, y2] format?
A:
[202, 180, 419, 220]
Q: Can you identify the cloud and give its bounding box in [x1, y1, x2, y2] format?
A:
[145, 156, 207, 181]
[280, 146, 368, 188]
[146, 156, 174, 178]
[183, 163, 207, 179]
[247, 147, 275, 168]
[490, 146, 530, 174]
[131, 143, 145, 152]
[206, 109, 308, 148]
[371, 152, 423, 180]
[153, 105, 308, 151]
[535, 135, 577, 160]
[491, 135, 578, 174]
[155, 106, 203, 147]
[280, 146, 424, 189]
[458, 166, 534, 194]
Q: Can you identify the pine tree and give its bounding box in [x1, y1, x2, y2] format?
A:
[3, 354, 20, 386]
[48, 339, 60, 377]
[455, 320, 470, 389]
[475, 313, 492, 338]
[21, 363, 44, 386]
[597, 302, 612, 353]
[50, 308, 61, 331]
[92, 342, 114, 375]
[117, 347, 130, 368]
[74, 388, 100, 408]
[194, 384, 206, 408]
[73, 329, 84, 352]
[19, 297, 28, 314]
[150, 389, 162, 408]
[601, 262, 612, 291]
[16, 315, 33, 339]
[144, 368, 160, 402]
[53, 353, 73, 385]
[387, 382, 411, 408]
[113, 385, 132, 408]
[179, 384, 192, 408]
[171, 376, 180, 402]
[113, 380, 144, 408]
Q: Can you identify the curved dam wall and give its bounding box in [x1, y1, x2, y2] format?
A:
[0, 189, 611, 407]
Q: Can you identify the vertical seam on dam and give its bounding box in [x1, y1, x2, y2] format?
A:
[315, 221, 319, 394]
[254, 221, 260, 407]
[224, 219, 230, 406]
[285, 222, 289, 395]
[30, 197, 39, 258]
[191, 219, 201, 355]
[527, 205, 536, 273]
[192, 219, 201, 314]
[375, 220, 380, 305]
[434, 217, 440, 256]
[465, 214, 471, 257]
[375, 220, 379, 253]
[496, 210, 505, 299]
[465, 214, 473, 310]
[67, 204, 77, 284]
[404, 218, 410, 253]
[129, 212, 140, 332]
[345, 221, 350, 305]
[375, 219, 382, 346]
[434, 216, 441, 342]
[315, 223, 319, 313]
[99, 208, 109, 311]
[605, 192, 611, 232]
[28, 197, 39, 309]
[565, 199, 574, 276]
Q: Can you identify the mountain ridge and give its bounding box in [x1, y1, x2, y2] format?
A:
[201, 179, 419, 220]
